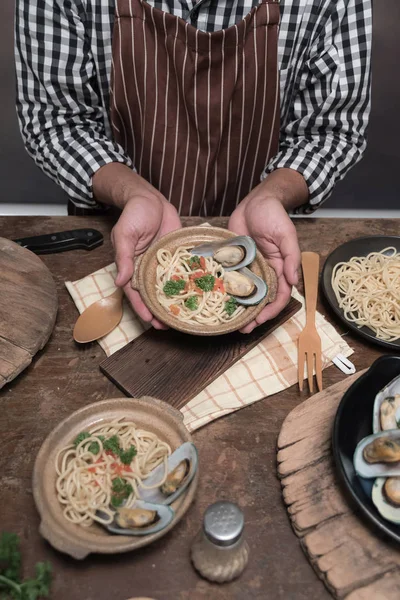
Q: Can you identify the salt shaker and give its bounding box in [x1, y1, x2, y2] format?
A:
[190, 501, 249, 583]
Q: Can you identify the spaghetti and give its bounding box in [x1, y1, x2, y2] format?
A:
[55, 419, 171, 527]
[331, 247, 400, 342]
[156, 246, 245, 325]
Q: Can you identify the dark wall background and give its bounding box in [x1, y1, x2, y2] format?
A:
[1, 1, 398, 209]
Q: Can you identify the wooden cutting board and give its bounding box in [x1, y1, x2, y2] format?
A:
[0, 237, 58, 389]
[277, 372, 400, 600]
[100, 297, 301, 410]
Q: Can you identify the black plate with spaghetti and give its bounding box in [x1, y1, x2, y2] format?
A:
[321, 235, 400, 351]
[333, 355, 400, 544]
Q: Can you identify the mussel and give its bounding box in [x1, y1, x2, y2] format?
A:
[139, 442, 198, 505]
[363, 436, 400, 464]
[97, 500, 174, 537]
[372, 478, 400, 524]
[213, 246, 245, 268]
[372, 374, 400, 433]
[115, 506, 159, 529]
[353, 430, 400, 479]
[190, 236, 256, 271]
[160, 459, 190, 496]
[224, 271, 255, 297]
[384, 477, 400, 506]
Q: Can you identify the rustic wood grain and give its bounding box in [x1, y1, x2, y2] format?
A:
[0, 216, 398, 600]
[278, 373, 400, 599]
[0, 237, 58, 388]
[100, 297, 301, 408]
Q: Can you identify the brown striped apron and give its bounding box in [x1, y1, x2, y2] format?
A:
[110, 0, 280, 216]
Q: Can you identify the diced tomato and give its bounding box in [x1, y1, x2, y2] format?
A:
[171, 275, 181, 281]
[124, 465, 133, 472]
[93, 481, 99, 487]
[213, 278, 225, 293]
[111, 463, 126, 477]
[105, 450, 115, 457]
[88, 467, 96, 473]
[170, 304, 180, 316]
[199, 256, 206, 270]
[189, 271, 204, 280]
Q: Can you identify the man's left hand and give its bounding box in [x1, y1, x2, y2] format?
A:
[228, 192, 301, 333]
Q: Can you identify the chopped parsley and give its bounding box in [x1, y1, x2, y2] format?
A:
[0, 532, 52, 599]
[188, 255, 201, 269]
[111, 477, 133, 507]
[119, 446, 137, 465]
[73, 432, 91, 448]
[163, 279, 186, 297]
[103, 435, 121, 455]
[195, 274, 215, 292]
[88, 435, 105, 455]
[184, 296, 198, 311]
[224, 296, 238, 316]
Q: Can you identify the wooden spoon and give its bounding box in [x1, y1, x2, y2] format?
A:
[73, 287, 124, 343]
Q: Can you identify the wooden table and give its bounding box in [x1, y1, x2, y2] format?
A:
[1, 216, 398, 600]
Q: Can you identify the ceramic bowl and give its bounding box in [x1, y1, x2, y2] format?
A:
[131, 226, 277, 335]
[33, 396, 198, 559]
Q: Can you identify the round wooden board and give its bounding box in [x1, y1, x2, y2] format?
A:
[277, 372, 400, 600]
[0, 237, 58, 389]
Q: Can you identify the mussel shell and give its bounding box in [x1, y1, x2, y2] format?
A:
[139, 442, 198, 505]
[384, 477, 400, 506]
[190, 236, 256, 272]
[98, 501, 174, 537]
[372, 477, 400, 524]
[115, 507, 159, 529]
[353, 430, 400, 478]
[372, 374, 400, 433]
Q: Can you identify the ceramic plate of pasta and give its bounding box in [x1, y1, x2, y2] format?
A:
[321, 235, 400, 350]
[131, 226, 277, 335]
[33, 397, 199, 559]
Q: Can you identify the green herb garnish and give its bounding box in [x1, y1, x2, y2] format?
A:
[163, 279, 186, 297]
[119, 446, 137, 465]
[224, 296, 238, 316]
[111, 478, 133, 507]
[188, 255, 201, 269]
[194, 274, 215, 292]
[103, 435, 121, 455]
[88, 435, 105, 455]
[73, 432, 91, 448]
[0, 532, 52, 599]
[184, 296, 198, 311]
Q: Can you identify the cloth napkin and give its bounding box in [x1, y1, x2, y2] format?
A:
[66, 265, 353, 432]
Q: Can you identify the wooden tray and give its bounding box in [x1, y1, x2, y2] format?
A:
[0, 237, 58, 389]
[100, 297, 301, 410]
[277, 372, 400, 600]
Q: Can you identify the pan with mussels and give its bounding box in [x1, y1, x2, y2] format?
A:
[333, 356, 400, 544]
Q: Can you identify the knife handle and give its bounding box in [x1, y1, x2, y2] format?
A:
[13, 229, 104, 254]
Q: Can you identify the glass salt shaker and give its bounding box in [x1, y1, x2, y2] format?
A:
[190, 501, 249, 583]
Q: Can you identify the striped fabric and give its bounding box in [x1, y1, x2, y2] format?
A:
[15, 0, 372, 213]
[111, 0, 280, 215]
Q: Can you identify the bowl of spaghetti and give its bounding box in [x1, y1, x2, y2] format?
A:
[33, 396, 198, 559]
[321, 236, 400, 349]
[131, 226, 277, 335]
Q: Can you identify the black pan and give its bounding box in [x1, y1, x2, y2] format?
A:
[332, 355, 400, 543]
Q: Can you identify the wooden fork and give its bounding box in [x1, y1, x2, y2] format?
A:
[298, 251, 323, 393]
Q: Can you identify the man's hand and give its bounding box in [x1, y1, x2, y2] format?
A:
[93, 164, 182, 328]
[229, 170, 307, 333]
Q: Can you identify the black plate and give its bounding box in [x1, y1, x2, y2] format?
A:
[333, 355, 400, 543]
[321, 235, 400, 350]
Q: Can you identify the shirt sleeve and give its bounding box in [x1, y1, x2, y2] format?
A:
[15, 0, 132, 209]
[263, 0, 372, 213]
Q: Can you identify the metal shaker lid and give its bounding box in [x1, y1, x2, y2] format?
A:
[203, 501, 244, 547]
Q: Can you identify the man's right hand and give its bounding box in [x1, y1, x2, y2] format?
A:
[92, 164, 182, 329]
